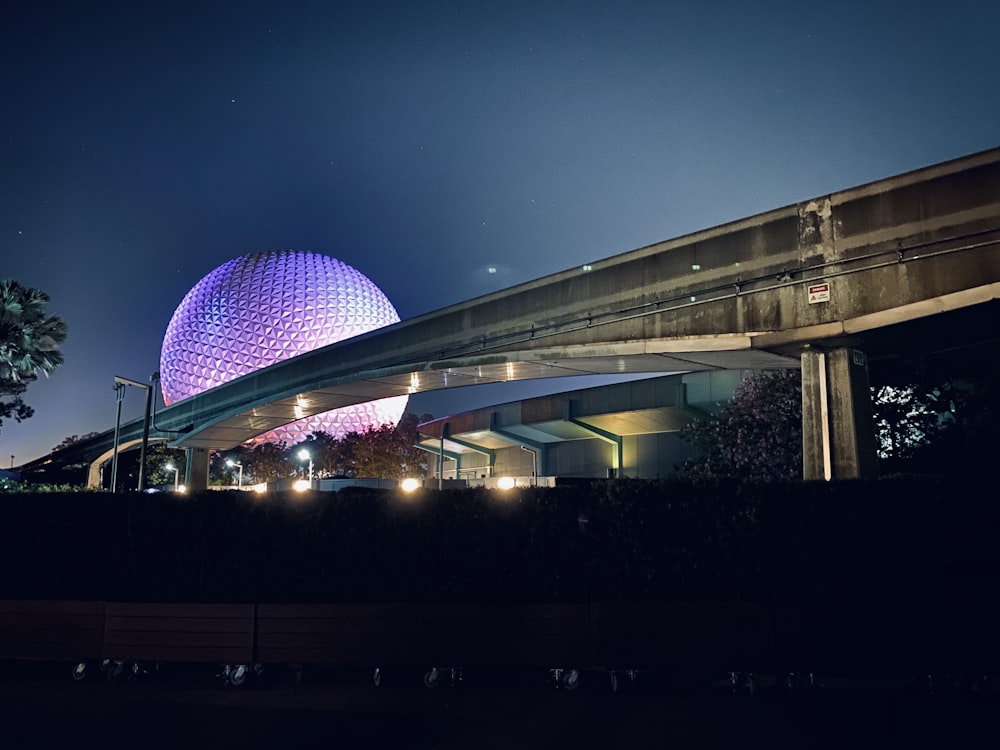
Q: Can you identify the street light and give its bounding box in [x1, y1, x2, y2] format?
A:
[298, 448, 313, 487]
[164, 463, 179, 492]
[110, 375, 153, 492]
[226, 458, 244, 489]
[521, 445, 537, 487]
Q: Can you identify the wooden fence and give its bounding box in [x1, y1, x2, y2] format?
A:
[3, 599, 996, 683]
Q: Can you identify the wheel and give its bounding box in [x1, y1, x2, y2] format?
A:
[562, 669, 580, 691]
[229, 664, 248, 687]
[372, 667, 382, 687]
[423, 668, 440, 688]
[71, 662, 87, 681]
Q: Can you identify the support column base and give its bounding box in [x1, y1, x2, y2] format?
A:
[801, 347, 879, 481]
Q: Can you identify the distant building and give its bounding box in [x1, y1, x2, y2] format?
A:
[415, 371, 745, 486]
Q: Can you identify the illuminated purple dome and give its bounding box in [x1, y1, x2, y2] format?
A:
[159, 249, 408, 444]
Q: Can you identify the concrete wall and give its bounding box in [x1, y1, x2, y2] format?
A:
[545, 439, 614, 479]
[628, 432, 702, 478]
[441, 427, 703, 481]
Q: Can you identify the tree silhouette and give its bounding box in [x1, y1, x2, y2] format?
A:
[0, 280, 67, 434]
[244, 441, 293, 483]
[871, 348, 1000, 476]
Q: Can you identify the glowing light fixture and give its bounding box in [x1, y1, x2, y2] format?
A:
[497, 476, 516, 490]
[164, 462, 180, 492]
[298, 448, 313, 486]
[226, 458, 244, 488]
[400, 477, 421, 492]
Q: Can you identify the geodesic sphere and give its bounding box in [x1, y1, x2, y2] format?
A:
[159, 249, 408, 443]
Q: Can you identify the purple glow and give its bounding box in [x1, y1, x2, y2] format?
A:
[159, 249, 407, 443]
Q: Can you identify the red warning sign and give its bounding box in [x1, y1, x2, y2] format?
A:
[808, 283, 830, 304]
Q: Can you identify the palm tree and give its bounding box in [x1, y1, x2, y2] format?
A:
[0, 279, 67, 384]
[1, 280, 67, 434]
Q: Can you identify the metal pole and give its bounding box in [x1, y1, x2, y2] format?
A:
[166, 464, 179, 491]
[521, 446, 537, 486]
[438, 434, 444, 490]
[110, 382, 125, 493]
[137, 382, 153, 491]
[110, 375, 151, 491]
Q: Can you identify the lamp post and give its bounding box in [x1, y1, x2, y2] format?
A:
[110, 381, 126, 492]
[164, 463, 179, 492]
[298, 449, 313, 487]
[226, 458, 244, 489]
[110, 375, 153, 492]
[520, 445, 537, 487]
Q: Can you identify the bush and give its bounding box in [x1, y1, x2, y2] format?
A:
[0, 477, 994, 603]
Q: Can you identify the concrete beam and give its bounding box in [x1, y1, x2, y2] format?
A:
[565, 400, 623, 477]
[24, 147, 1000, 478]
[489, 412, 548, 477]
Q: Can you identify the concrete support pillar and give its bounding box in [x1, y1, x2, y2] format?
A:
[185, 446, 211, 491]
[87, 460, 103, 490]
[801, 347, 879, 481]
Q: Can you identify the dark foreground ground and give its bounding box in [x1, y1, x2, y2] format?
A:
[0, 660, 996, 749]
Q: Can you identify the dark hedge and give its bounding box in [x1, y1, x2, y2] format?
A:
[0, 477, 995, 603]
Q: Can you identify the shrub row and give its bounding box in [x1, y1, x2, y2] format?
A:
[1, 477, 996, 603]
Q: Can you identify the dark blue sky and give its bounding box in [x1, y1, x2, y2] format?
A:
[3, 0, 999, 464]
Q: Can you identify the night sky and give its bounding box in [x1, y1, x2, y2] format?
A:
[3, 1, 999, 466]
